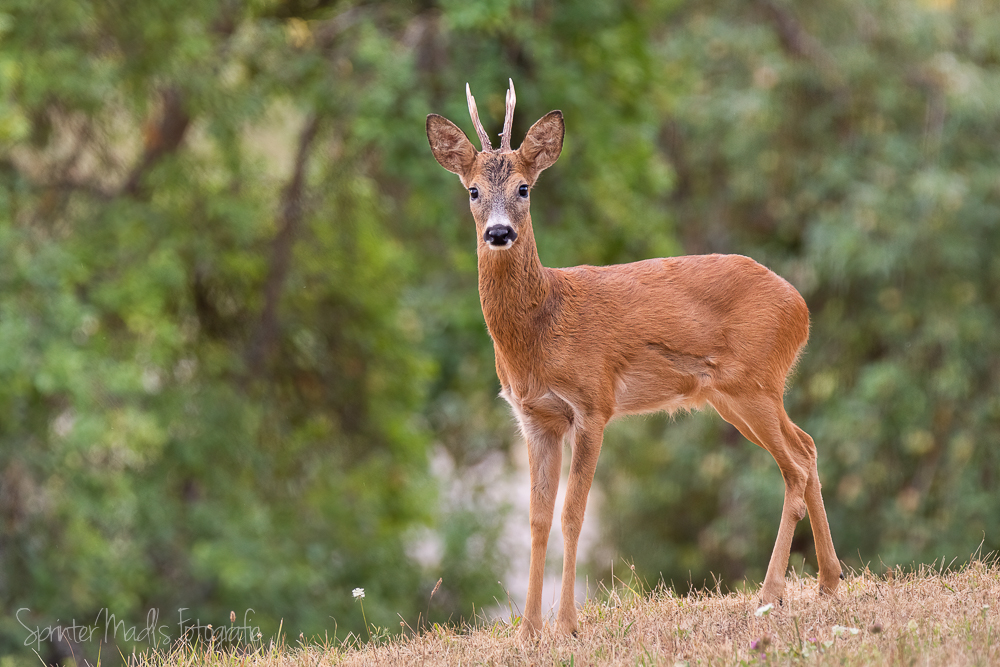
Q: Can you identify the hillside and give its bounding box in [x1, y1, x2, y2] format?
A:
[145, 558, 999, 666]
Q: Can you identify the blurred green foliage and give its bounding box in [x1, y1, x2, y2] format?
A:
[0, 0, 998, 662]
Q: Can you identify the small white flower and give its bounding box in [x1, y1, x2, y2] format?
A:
[755, 603, 774, 617]
[352, 588, 365, 599]
[832, 624, 859, 636]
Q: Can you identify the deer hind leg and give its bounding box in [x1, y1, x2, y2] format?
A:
[555, 418, 605, 636]
[711, 395, 815, 604]
[792, 423, 843, 594]
[517, 424, 565, 640]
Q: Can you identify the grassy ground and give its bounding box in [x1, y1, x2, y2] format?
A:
[141, 558, 999, 666]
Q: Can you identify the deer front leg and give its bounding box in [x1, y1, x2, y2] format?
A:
[556, 421, 605, 636]
[518, 427, 563, 640]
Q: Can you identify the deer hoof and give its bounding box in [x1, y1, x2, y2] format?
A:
[517, 618, 542, 642]
[760, 580, 786, 606]
[818, 569, 844, 595]
[555, 620, 578, 637]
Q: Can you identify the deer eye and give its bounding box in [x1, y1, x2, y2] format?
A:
[518, 184, 529, 198]
[469, 187, 479, 200]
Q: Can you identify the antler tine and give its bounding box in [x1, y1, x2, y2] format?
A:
[500, 78, 516, 153]
[466, 83, 493, 152]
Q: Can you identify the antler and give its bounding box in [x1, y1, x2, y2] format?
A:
[466, 83, 493, 152]
[500, 78, 516, 153]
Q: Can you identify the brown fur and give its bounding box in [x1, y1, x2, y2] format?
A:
[427, 93, 841, 639]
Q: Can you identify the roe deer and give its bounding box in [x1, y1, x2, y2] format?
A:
[426, 79, 842, 638]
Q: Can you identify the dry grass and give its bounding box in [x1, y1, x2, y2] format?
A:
[139, 558, 1000, 666]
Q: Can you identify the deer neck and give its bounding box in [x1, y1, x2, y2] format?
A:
[477, 220, 549, 352]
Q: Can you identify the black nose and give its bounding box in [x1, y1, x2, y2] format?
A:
[484, 225, 517, 246]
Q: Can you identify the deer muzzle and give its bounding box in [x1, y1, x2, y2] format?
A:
[484, 224, 517, 248]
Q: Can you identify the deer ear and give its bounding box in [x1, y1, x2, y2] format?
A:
[427, 114, 477, 180]
[519, 110, 564, 179]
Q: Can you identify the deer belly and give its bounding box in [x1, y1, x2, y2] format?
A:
[613, 346, 716, 416]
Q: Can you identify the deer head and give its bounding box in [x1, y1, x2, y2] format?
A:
[426, 79, 564, 251]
